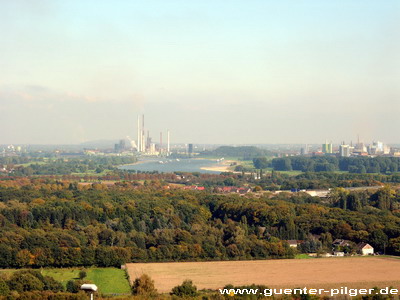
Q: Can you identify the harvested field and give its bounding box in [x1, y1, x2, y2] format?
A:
[126, 257, 400, 293]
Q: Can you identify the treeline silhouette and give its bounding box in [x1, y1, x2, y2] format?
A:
[272, 156, 400, 174]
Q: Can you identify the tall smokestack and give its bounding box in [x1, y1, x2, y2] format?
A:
[167, 130, 170, 155]
[147, 130, 150, 150]
[137, 115, 141, 152]
[141, 114, 145, 152]
[160, 132, 163, 154]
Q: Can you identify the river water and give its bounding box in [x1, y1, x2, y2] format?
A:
[119, 158, 222, 174]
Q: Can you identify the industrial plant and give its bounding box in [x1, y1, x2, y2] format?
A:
[109, 115, 196, 157]
[135, 114, 170, 156]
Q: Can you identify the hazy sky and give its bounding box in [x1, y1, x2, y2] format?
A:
[1, 0, 399, 145]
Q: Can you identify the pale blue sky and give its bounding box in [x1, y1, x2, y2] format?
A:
[1, 0, 399, 144]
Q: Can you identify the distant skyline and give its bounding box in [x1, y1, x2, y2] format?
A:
[1, 1, 399, 145]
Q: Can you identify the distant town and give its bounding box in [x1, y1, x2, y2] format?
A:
[2, 114, 399, 160]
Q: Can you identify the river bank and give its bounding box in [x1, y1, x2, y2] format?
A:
[200, 160, 236, 173]
[119, 158, 233, 174]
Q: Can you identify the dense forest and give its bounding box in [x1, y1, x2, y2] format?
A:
[0, 178, 399, 270]
[271, 156, 400, 174]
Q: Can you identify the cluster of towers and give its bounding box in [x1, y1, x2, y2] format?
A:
[320, 137, 391, 157]
[136, 115, 170, 155]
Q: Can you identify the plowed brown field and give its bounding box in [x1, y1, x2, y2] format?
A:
[126, 257, 400, 293]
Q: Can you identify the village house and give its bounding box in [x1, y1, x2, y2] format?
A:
[332, 239, 352, 247]
[182, 185, 205, 191]
[357, 243, 374, 255]
[215, 186, 251, 194]
[286, 240, 299, 248]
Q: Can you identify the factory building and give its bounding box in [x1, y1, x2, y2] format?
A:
[136, 115, 171, 156]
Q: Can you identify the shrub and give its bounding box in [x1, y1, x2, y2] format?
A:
[131, 274, 157, 297]
[0, 278, 10, 296]
[43, 276, 64, 292]
[7, 273, 44, 292]
[171, 279, 198, 297]
[66, 280, 80, 293]
[78, 270, 87, 280]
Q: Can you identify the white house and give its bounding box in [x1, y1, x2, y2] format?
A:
[286, 240, 299, 248]
[357, 243, 374, 255]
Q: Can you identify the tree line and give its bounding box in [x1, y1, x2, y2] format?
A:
[4, 156, 137, 176]
[271, 156, 400, 174]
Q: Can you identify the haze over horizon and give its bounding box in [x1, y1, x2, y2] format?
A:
[1, 1, 399, 145]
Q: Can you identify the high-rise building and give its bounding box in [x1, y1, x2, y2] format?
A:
[322, 141, 333, 154]
[167, 130, 170, 156]
[339, 144, 351, 157]
[367, 141, 390, 155]
[188, 144, 193, 157]
[159, 132, 163, 154]
[120, 139, 126, 150]
[137, 116, 141, 152]
[141, 114, 145, 152]
[355, 142, 367, 152]
[300, 144, 308, 155]
[115, 139, 127, 152]
[150, 143, 156, 154]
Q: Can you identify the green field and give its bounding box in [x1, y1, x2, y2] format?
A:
[0, 268, 131, 295]
[277, 170, 303, 176]
[70, 169, 112, 177]
[261, 167, 302, 176]
[295, 254, 315, 259]
[16, 161, 48, 167]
